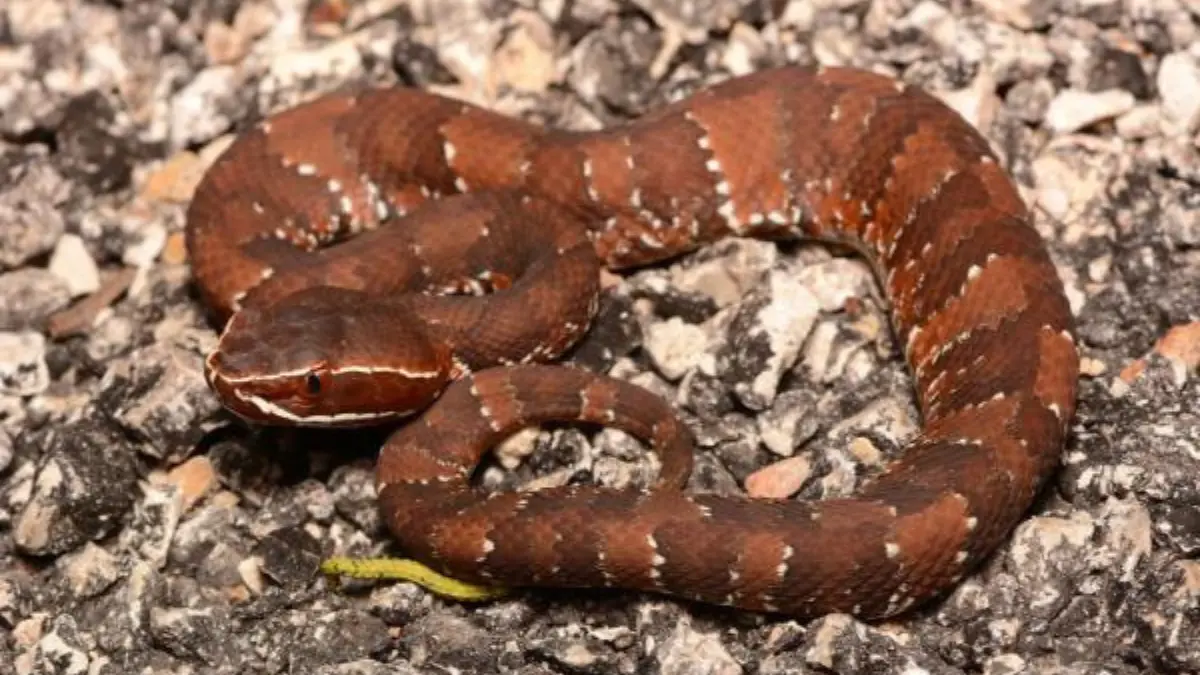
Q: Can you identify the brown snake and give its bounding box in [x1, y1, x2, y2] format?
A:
[187, 65, 1079, 620]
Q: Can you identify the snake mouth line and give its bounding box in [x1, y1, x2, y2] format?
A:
[227, 387, 411, 426]
[206, 364, 445, 386]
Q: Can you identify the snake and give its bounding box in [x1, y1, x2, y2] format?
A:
[186, 65, 1079, 620]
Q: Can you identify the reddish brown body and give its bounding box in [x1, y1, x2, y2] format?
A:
[187, 66, 1079, 619]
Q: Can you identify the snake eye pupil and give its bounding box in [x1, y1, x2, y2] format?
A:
[306, 372, 322, 395]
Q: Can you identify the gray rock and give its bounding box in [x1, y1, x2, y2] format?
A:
[253, 525, 323, 589]
[119, 480, 184, 570]
[1065, 0, 1123, 25]
[0, 269, 71, 332]
[58, 542, 121, 599]
[149, 604, 235, 666]
[98, 339, 224, 463]
[1004, 77, 1056, 123]
[631, 0, 745, 44]
[717, 267, 821, 411]
[0, 331, 49, 397]
[169, 66, 247, 149]
[656, 618, 742, 675]
[21, 615, 92, 675]
[0, 426, 11, 473]
[0, 157, 68, 270]
[13, 419, 137, 556]
[757, 389, 821, 457]
[976, 0, 1055, 29]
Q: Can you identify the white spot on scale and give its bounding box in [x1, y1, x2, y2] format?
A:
[443, 141, 457, 162]
[776, 545, 794, 579]
[887, 226, 904, 258]
[295, 163, 317, 176]
[906, 326, 923, 353]
[885, 542, 901, 559]
[954, 550, 969, 564]
[965, 516, 978, 531]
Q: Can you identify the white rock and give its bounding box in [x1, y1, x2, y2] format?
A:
[975, 0, 1052, 29]
[48, 234, 100, 298]
[643, 317, 711, 381]
[1045, 89, 1136, 133]
[1157, 50, 1200, 134]
[0, 331, 49, 396]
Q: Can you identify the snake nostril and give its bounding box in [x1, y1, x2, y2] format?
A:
[306, 371, 322, 395]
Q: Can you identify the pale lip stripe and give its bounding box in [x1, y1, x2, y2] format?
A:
[209, 363, 445, 386]
[231, 388, 412, 425]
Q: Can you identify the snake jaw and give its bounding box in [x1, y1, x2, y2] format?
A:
[205, 358, 451, 427]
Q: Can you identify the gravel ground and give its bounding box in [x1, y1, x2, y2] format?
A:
[1, 0, 1198, 673]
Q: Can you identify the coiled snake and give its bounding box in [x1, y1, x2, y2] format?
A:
[187, 66, 1079, 620]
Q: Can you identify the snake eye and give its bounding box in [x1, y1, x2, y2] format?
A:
[305, 371, 323, 395]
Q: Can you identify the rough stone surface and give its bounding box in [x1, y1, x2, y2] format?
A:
[1, 0, 1197, 673]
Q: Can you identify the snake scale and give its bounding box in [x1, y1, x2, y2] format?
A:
[186, 65, 1079, 620]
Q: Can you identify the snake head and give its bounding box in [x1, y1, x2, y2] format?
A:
[204, 287, 451, 427]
